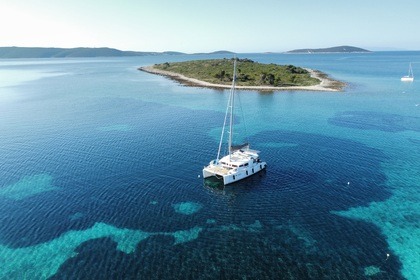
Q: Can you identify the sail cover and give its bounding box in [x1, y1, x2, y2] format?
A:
[230, 143, 249, 152]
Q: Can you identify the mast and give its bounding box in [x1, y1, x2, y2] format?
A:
[228, 58, 237, 160]
[215, 57, 237, 162]
[409, 63, 414, 78]
[216, 93, 230, 161]
[216, 57, 237, 161]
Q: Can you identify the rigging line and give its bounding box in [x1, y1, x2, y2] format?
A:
[228, 57, 237, 161]
[236, 86, 249, 146]
[232, 57, 249, 147]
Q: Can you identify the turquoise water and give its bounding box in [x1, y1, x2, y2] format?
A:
[0, 52, 419, 279]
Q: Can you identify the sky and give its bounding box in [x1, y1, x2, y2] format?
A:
[0, 0, 419, 53]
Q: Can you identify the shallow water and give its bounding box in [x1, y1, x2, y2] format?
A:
[0, 52, 419, 279]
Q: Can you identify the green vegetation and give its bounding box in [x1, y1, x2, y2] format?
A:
[153, 58, 320, 87]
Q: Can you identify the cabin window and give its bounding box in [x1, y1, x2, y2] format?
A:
[252, 168, 254, 173]
[233, 175, 235, 180]
[244, 163, 249, 166]
[246, 171, 248, 175]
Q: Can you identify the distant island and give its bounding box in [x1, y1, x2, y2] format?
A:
[0, 47, 186, 58]
[139, 58, 345, 92]
[0, 46, 371, 58]
[0, 47, 238, 58]
[286, 45, 371, 54]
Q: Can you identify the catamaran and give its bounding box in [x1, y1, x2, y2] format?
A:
[202, 58, 267, 185]
[401, 63, 414, 82]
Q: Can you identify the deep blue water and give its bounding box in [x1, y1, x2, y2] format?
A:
[0, 52, 419, 279]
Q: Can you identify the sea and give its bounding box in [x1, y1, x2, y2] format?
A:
[0, 52, 419, 280]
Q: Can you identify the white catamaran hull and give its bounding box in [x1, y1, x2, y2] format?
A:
[203, 148, 267, 185]
[203, 161, 267, 185]
[401, 76, 414, 82]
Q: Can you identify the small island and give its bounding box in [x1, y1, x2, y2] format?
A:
[139, 58, 345, 91]
[286, 45, 371, 54]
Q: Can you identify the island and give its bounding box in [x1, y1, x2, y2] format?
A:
[286, 45, 371, 54]
[0, 47, 185, 58]
[0, 47, 238, 58]
[139, 58, 345, 92]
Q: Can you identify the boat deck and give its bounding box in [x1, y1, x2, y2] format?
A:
[221, 150, 257, 165]
[205, 165, 230, 176]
